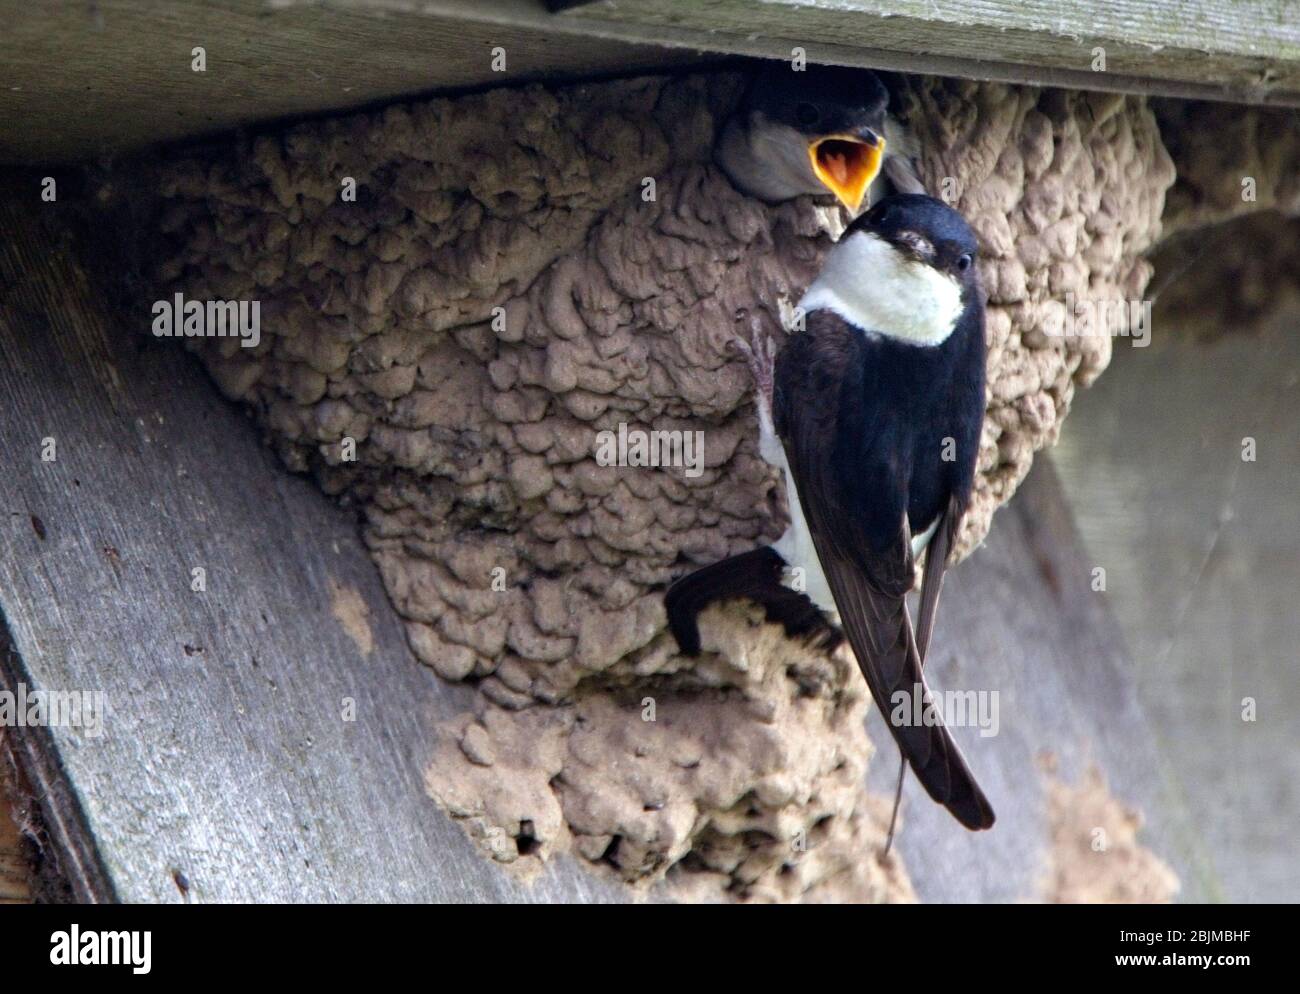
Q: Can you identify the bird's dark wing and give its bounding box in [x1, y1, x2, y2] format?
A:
[914, 494, 963, 662]
[773, 318, 994, 830]
[665, 547, 842, 656]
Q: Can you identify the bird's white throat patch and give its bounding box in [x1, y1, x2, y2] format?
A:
[800, 230, 963, 346]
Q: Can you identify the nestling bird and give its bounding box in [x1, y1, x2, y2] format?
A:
[666, 194, 994, 834]
[715, 62, 924, 213]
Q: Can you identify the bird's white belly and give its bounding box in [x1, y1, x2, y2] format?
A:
[756, 412, 838, 615]
[773, 475, 839, 617]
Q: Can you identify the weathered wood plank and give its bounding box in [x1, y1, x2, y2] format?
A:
[557, 0, 1300, 106]
[0, 0, 699, 165]
[1054, 297, 1300, 903]
[4, 0, 1300, 165]
[0, 186, 629, 902]
[0, 767, 32, 902]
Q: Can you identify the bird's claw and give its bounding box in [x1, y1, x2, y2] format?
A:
[730, 316, 777, 413]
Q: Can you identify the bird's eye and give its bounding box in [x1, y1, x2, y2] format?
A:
[957, 253, 973, 272]
[795, 102, 820, 127]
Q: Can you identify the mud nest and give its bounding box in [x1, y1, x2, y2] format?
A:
[153, 71, 1176, 900]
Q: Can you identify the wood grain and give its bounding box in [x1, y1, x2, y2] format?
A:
[0, 0, 700, 165]
[4, 0, 1300, 165]
[0, 758, 33, 903]
[0, 186, 629, 902]
[560, 0, 1300, 105]
[1054, 300, 1300, 902]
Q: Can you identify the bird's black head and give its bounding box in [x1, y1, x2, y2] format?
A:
[802, 193, 982, 347]
[748, 63, 890, 139]
[849, 193, 980, 287]
[740, 63, 891, 211]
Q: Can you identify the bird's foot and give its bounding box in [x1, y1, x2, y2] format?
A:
[729, 314, 778, 418]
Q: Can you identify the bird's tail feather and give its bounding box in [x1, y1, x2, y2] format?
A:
[817, 551, 995, 831]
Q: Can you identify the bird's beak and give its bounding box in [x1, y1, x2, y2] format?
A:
[807, 130, 885, 212]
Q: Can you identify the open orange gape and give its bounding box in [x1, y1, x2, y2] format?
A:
[809, 134, 885, 211]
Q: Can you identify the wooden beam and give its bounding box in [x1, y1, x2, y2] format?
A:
[549, 0, 1300, 106]
[4, 0, 1300, 165]
[0, 1, 700, 165]
[1053, 285, 1300, 902]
